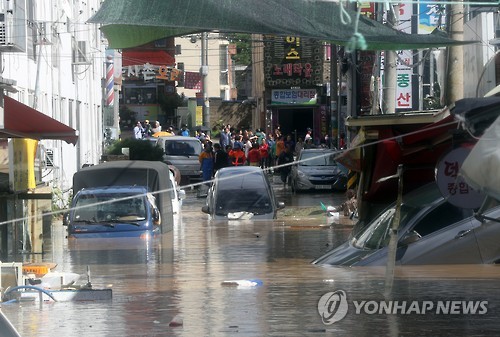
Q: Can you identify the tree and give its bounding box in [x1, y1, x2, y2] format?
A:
[158, 92, 186, 117]
[107, 138, 164, 161]
[222, 33, 252, 66]
[119, 105, 136, 130]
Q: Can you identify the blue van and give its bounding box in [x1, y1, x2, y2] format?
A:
[64, 185, 161, 239]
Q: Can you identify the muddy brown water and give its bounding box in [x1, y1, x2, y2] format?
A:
[2, 188, 500, 336]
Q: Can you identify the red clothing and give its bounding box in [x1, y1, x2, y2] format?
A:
[259, 143, 269, 158]
[247, 148, 261, 166]
[275, 140, 285, 157]
[229, 149, 246, 166]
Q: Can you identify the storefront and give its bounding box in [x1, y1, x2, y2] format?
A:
[0, 96, 78, 257]
[267, 88, 329, 144]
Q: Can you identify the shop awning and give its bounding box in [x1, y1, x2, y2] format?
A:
[122, 50, 175, 67]
[1, 96, 78, 145]
[88, 0, 475, 50]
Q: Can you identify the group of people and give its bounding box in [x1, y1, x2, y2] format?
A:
[133, 120, 163, 139]
[197, 125, 317, 187]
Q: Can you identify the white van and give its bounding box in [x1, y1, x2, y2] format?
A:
[155, 136, 203, 185]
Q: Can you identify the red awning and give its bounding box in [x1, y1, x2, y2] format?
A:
[122, 50, 175, 67]
[1, 96, 78, 145]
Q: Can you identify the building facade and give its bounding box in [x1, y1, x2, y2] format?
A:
[0, 0, 108, 256]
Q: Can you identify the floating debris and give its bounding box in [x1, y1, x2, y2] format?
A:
[221, 279, 263, 288]
[169, 315, 183, 327]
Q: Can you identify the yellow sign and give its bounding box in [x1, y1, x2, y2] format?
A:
[196, 106, 203, 126]
[12, 138, 38, 191]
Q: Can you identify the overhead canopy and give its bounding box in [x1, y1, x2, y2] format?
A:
[88, 0, 474, 50]
[2, 96, 78, 145]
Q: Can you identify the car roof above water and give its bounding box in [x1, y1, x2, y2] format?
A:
[77, 185, 149, 195]
[216, 166, 269, 189]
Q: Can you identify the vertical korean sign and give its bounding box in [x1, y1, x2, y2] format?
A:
[395, 3, 413, 111]
[195, 93, 203, 126]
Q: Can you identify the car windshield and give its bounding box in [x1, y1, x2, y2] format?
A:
[74, 193, 147, 222]
[164, 140, 201, 156]
[214, 172, 273, 215]
[352, 204, 419, 250]
[299, 152, 337, 166]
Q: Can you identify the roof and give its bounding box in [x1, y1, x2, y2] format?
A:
[73, 160, 173, 194]
[1, 96, 78, 145]
[161, 136, 200, 141]
[77, 185, 150, 195]
[88, 0, 474, 50]
[217, 166, 263, 175]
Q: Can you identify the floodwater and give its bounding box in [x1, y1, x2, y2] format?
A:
[2, 186, 500, 336]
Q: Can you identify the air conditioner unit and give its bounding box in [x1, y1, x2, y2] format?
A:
[0, 0, 27, 52]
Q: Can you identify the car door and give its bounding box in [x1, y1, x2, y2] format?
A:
[471, 203, 500, 264]
[398, 201, 481, 265]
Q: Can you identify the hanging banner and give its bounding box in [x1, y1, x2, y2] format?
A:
[11, 139, 38, 191]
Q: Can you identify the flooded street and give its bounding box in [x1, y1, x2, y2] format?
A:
[3, 184, 500, 336]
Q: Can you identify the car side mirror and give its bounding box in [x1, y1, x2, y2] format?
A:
[201, 205, 210, 214]
[152, 208, 161, 225]
[277, 201, 285, 210]
[62, 212, 69, 226]
[399, 230, 421, 247]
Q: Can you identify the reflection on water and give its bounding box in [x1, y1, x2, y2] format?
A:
[3, 208, 500, 337]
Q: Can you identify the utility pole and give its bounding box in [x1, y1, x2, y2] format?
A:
[444, 3, 464, 105]
[201, 32, 210, 130]
[330, 44, 339, 148]
[382, 4, 397, 114]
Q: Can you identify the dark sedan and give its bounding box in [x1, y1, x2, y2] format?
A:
[312, 182, 500, 266]
[290, 148, 347, 192]
[201, 166, 285, 220]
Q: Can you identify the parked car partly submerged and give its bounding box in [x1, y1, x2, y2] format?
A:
[65, 185, 161, 239]
[290, 148, 347, 192]
[312, 182, 500, 266]
[202, 166, 285, 220]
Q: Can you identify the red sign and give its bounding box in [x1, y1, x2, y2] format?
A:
[435, 147, 485, 209]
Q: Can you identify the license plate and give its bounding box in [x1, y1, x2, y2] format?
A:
[315, 185, 331, 190]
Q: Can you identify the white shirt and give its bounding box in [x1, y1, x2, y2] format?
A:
[134, 125, 143, 139]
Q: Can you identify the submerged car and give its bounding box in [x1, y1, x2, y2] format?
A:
[65, 185, 161, 239]
[312, 182, 500, 266]
[201, 166, 285, 220]
[290, 148, 347, 192]
[155, 136, 203, 185]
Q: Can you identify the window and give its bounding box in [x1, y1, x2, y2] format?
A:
[412, 202, 473, 237]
